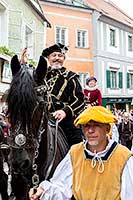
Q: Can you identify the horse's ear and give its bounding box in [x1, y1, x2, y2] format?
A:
[36, 56, 47, 82]
[11, 55, 21, 76]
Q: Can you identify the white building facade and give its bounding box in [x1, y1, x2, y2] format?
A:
[92, 11, 133, 111]
[0, 0, 50, 102]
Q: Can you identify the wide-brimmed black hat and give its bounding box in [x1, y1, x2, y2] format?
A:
[42, 43, 68, 57]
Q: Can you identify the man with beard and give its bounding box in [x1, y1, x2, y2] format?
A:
[41, 43, 85, 147]
[20, 44, 84, 147]
[29, 106, 133, 200]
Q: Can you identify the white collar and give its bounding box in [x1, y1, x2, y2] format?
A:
[85, 85, 98, 91]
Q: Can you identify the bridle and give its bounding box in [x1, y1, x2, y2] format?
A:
[31, 84, 48, 189]
[8, 82, 48, 185]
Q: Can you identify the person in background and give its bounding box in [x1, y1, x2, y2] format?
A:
[29, 106, 133, 200]
[21, 44, 85, 147]
[0, 112, 6, 128]
[118, 112, 133, 150]
[84, 76, 102, 107]
[129, 102, 133, 122]
[113, 108, 123, 128]
[0, 113, 9, 200]
[108, 123, 119, 143]
[0, 112, 8, 144]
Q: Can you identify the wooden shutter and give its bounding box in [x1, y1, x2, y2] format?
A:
[127, 72, 130, 88]
[106, 70, 111, 88]
[118, 72, 123, 88]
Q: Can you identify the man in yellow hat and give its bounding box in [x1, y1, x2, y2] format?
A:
[29, 106, 133, 200]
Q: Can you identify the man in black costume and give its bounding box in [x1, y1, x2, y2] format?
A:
[118, 112, 133, 150]
[42, 43, 85, 147]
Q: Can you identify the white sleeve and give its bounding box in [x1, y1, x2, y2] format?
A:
[112, 124, 119, 143]
[121, 156, 133, 200]
[39, 152, 73, 200]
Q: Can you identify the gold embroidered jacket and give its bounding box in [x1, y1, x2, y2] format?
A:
[46, 66, 85, 119]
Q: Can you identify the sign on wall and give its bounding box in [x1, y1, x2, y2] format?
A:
[2, 62, 12, 83]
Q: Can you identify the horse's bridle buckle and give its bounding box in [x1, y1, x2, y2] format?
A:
[32, 174, 39, 187]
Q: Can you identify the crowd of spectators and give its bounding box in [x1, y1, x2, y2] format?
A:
[111, 107, 133, 151]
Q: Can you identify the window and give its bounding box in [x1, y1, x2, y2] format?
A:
[0, 15, 1, 42]
[127, 73, 133, 88]
[1, 61, 12, 83]
[110, 28, 116, 47]
[25, 26, 33, 59]
[77, 30, 87, 48]
[128, 35, 133, 51]
[55, 26, 67, 45]
[107, 25, 119, 53]
[106, 70, 123, 89]
[110, 71, 117, 88]
[78, 73, 88, 88]
[129, 74, 133, 88]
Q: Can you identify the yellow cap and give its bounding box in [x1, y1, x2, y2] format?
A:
[74, 106, 118, 126]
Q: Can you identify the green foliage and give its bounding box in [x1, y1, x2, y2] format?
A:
[28, 59, 37, 67]
[0, 46, 15, 57]
[0, 46, 37, 67]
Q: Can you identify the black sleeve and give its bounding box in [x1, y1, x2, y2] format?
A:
[63, 75, 85, 119]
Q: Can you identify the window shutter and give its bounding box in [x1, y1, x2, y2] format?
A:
[106, 70, 111, 88]
[127, 73, 130, 88]
[118, 72, 123, 88]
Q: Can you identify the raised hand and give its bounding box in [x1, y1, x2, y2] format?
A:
[20, 48, 28, 64]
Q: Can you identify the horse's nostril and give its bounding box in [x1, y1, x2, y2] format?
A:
[20, 159, 31, 170]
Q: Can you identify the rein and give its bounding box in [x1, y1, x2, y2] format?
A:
[44, 119, 59, 179]
[6, 55, 51, 199]
[31, 84, 48, 189]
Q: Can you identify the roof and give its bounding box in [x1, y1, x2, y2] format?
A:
[25, 0, 51, 27]
[40, 0, 90, 9]
[83, 0, 133, 28]
[57, 0, 89, 8]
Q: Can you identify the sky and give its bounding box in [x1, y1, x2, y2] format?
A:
[111, 0, 133, 18]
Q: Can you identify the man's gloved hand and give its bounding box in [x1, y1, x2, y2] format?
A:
[52, 110, 66, 122]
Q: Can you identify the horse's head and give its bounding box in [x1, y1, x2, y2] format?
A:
[7, 55, 48, 175]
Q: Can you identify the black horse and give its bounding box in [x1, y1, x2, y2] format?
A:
[6, 55, 69, 200]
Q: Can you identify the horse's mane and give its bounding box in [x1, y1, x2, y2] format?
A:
[7, 66, 38, 127]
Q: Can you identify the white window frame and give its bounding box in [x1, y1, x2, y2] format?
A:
[106, 24, 119, 53]
[55, 26, 68, 46]
[125, 32, 133, 57]
[128, 35, 133, 51]
[76, 29, 88, 48]
[0, 3, 8, 46]
[78, 72, 89, 88]
[129, 73, 133, 89]
[110, 28, 116, 47]
[110, 70, 118, 89]
[108, 62, 120, 89]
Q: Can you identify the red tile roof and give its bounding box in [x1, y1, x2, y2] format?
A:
[83, 0, 133, 28]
